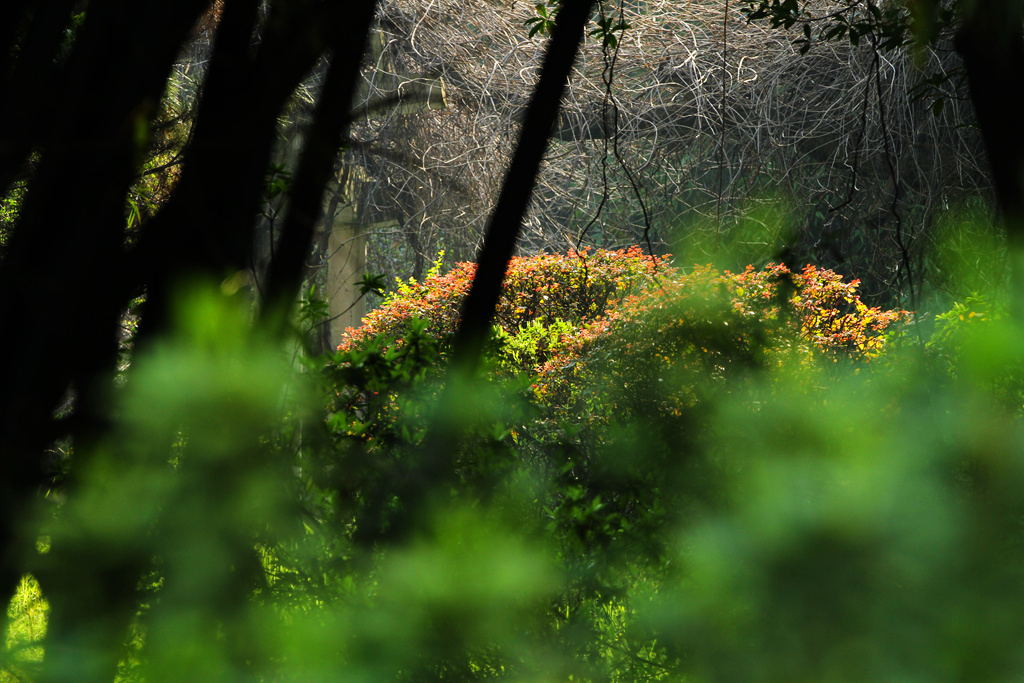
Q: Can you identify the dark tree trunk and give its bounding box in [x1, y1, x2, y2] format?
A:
[0, 0, 77, 196]
[260, 2, 378, 331]
[133, 0, 356, 343]
[955, 1, 1024, 304]
[0, 0, 213, 673]
[0, 0, 381, 677]
[450, 0, 596, 368]
[0, 0, 594, 671]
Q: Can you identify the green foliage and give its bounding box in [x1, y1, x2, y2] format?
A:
[296, 284, 329, 332]
[263, 164, 292, 202]
[636, 348, 1024, 680]
[525, 0, 630, 48]
[3, 576, 45, 680]
[925, 204, 1008, 301]
[926, 294, 1024, 412]
[741, 0, 916, 53]
[525, 2, 560, 38]
[928, 292, 999, 357]
[494, 318, 577, 373]
[589, 11, 630, 50]
[324, 316, 441, 447]
[0, 182, 25, 251]
[12, 245, 1024, 681]
[357, 272, 388, 298]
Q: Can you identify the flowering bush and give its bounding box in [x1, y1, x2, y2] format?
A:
[534, 262, 909, 409]
[338, 247, 669, 373]
[325, 247, 669, 465]
[773, 264, 908, 358]
[338, 250, 907, 394]
[326, 251, 910, 615]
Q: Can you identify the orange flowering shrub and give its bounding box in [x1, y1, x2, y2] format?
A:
[338, 247, 670, 372]
[729, 263, 908, 358]
[327, 252, 907, 547]
[534, 263, 909, 409]
[339, 250, 906, 390]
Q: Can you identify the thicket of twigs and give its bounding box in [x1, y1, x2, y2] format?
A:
[351, 0, 986, 302]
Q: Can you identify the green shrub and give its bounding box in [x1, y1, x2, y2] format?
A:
[927, 293, 1024, 411]
[17, 266, 1024, 682]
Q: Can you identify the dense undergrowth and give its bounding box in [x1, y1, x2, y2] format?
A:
[6, 248, 1024, 681]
